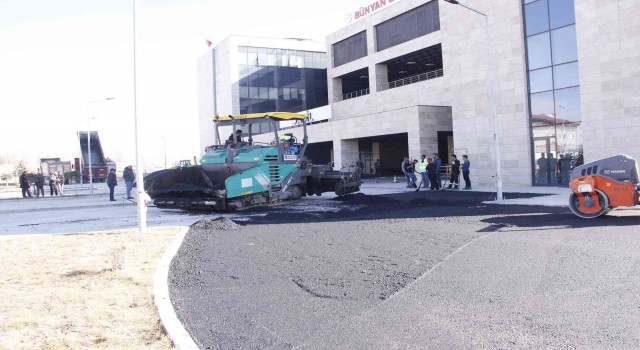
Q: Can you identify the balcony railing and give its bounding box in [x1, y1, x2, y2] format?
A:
[336, 88, 370, 102]
[377, 68, 443, 91]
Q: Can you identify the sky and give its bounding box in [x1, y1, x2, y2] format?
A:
[0, 0, 369, 171]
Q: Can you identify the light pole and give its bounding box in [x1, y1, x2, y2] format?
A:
[133, 0, 147, 231]
[86, 98, 115, 195]
[444, 0, 503, 201]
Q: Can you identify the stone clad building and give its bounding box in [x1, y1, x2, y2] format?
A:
[199, 0, 640, 187]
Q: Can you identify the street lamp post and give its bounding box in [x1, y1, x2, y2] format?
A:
[444, 0, 503, 201]
[133, 0, 147, 231]
[86, 98, 115, 196]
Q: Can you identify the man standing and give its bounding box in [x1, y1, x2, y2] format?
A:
[404, 158, 417, 188]
[418, 154, 429, 190]
[447, 154, 461, 190]
[56, 171, 65, 195]
[462, 155, 471, 190]
[19, 172, 32, 198]
[433, 153, 442, 190]
[374, 159, 381, 183]
[48, 172, 59, 196]
[35, 169, 45, 197]
[107, 168, 118, 201]
[123, 165, 135, 200]
[401, 157, 409, 186]
[426, 157, 438, 190]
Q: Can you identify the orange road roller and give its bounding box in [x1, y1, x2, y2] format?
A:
[569, 155, 640, 218]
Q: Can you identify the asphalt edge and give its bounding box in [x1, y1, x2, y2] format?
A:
[153, 226, 199, 350]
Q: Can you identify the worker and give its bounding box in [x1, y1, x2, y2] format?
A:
[279, 133, 296, 154]
[228, 129, 243, 143]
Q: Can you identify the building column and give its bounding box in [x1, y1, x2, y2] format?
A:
[331, 77, 343, 103]
[333, 138, 359, 169]
[372, 63, 388, 92]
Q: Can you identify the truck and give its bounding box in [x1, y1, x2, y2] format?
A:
[77, 131, 110, 182]
[40, 158, 73, 177]
[144, 112, 361, 210]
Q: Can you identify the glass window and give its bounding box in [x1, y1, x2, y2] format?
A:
[527, 32, 551, 70]
[554, 86, 582, 123]
[269, 88, 278, 99]
[258, 53, 268, 67]
[551, 25, 578, 64]
[259, 87, 269, 99]
[282, 87, 291, 100]
[333, 31, 367, 67]
[530, 91, 555, 121]
[267, 53, 277, 66]
[239, 86, 249, 99]
[529, 67, 553, 93]
[524, 0, 549, 36]
[553, 62, 579, 89]
[549, 0, 575, 29]
[248, 52, 258, 67]
[249, 87, 258, 99]
[238, 52, 248, 65]
[376, 1, 440, 51]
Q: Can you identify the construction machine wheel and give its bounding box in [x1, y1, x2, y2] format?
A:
[569, 189, 610, 219]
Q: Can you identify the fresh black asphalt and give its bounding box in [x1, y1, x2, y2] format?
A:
[168, 191, 640, 349]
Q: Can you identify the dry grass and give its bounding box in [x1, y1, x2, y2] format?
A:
[0, 227, 180, 349]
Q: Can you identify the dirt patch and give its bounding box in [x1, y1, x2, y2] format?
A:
[0, 228, 179, 349]
[190, 217, 240, 231]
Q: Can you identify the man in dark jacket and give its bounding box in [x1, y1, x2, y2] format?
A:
[35, 170, 45, 197]
[447, 154, 461, 190]
[19, 172, 32, 198]
[462, 155, 471, 190]
[433, 153, 442, 190]
[123, 165, 135, 200]
[426, 157, 438, 190]
[107, 168, 118, 201]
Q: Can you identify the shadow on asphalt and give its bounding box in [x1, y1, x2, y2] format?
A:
[481, 211, 640, 229]
[183, 191, 574, 226]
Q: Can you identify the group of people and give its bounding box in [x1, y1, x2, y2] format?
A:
[107, 165, 136, 202]
[401, 153, 471, 191]
[19, 170, 66, 198]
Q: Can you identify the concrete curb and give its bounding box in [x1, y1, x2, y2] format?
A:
[154, 226, 199, 350]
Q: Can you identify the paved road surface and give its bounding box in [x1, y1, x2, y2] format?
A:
[169, 191, 640, 349]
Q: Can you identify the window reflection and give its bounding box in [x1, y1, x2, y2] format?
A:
[237, 46, 328, 114]
[551, 25, 578, 65]
[524, 0, 549, 36]
[549, 0, 575, 29]
[530, 91, 555, 123]
[554, 87, 582, 122]
[553, 62, 579, 89]
[527, 33, 551, 70]
[529, 67, 553, 93]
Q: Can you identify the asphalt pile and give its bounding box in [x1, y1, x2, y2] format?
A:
[189, 217, 240, 230]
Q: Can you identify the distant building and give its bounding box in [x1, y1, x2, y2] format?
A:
[197, 36, 330, 152]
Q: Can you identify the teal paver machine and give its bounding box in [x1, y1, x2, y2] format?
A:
[144, 112, 361, 210]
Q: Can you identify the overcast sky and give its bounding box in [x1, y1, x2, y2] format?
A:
[0, 0, 373, 170]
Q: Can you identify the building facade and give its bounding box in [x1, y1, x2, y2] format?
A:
[197, 36, 329, 152]
[290, 0, 639, 186]
[198, 1, 640, 187]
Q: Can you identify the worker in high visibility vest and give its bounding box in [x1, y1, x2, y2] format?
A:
[418, 154, 430, 190]
[279, 133, 296, 155]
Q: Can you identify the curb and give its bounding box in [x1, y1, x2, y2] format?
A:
[154, 226, 199, 350]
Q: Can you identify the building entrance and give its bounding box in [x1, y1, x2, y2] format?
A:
[533, 136, 558, 186]
[357, 133, 409, 176]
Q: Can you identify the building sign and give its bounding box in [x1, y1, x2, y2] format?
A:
[348, 0, 400, 23]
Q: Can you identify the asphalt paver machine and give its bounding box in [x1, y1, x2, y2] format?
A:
[144, 112, 361, 210]
[568, 154, 640, 218]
